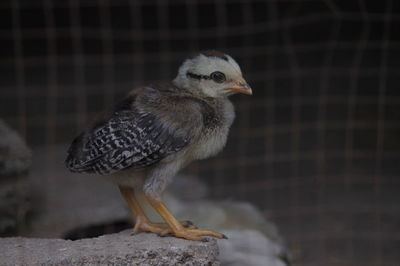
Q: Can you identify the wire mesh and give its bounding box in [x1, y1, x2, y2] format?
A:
[1, 0, 400, 265]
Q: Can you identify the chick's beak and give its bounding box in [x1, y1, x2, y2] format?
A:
[224, 78, 253, 95]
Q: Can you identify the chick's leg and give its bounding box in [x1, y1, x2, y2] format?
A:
[119, 186, 193, 234]
[119, 186, 166, 234]
[146, 195, 227, 241]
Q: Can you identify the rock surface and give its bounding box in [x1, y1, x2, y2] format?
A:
[0, 230, 219, 266]
[0, 119, 32, 236]
[0, 119, 31, 177]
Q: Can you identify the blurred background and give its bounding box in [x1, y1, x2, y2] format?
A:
[1, 0, 400, 265]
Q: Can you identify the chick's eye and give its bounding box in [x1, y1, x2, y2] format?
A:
[210, 71, 226, 83]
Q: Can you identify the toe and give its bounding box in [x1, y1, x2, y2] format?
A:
[186, 229, 226, 239]
[158, 228, 172, 237]
[182, 220, 193, 226]
[175, 232, 204, 241]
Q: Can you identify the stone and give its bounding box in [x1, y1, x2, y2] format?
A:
[0, 119, 31, 177]
[0, 119, 32, 236]
[0, 230, 220, 266]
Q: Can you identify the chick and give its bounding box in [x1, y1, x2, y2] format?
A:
[66, 51, 252, 241]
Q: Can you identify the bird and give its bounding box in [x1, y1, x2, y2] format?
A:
[65, 50, 252, 241]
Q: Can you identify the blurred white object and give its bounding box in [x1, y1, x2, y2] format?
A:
[218, 229, 288, 266]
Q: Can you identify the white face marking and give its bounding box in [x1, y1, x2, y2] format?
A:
[173, 53, 244, 98]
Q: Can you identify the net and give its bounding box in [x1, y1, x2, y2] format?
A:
[1, 0, 399, 265]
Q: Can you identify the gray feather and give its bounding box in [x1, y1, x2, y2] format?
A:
[65, 86, 199, 175]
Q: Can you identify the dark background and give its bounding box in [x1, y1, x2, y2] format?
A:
[1, 0, 400, 265]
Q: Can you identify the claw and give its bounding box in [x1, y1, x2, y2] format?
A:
[183, 220, 193, 226]
[182, 220, 197, 229]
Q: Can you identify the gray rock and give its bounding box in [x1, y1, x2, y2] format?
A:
[0, 119, 32, 236]
[0, 119, 31, 177]
[0, 180, 30, 236]
[0, 230, 220, 266]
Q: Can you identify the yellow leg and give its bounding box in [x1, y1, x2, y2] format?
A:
[146, 195, 227, 241]
[119, 186, 194, 234]
[119, 186, 165, 234]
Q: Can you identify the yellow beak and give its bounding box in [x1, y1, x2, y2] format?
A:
[224, 78, 253, 95]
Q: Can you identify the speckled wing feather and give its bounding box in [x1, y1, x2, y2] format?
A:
[65, 86, 201, 175]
